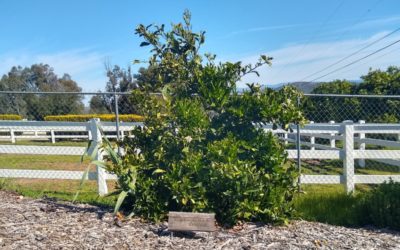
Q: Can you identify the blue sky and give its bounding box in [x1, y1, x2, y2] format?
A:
[1, 0, 400, 91]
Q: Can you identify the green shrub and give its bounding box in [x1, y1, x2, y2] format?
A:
[0, 114, 22, 120]
[106, 11, 305, 226]
[44, 114, 143, 122]
[360, 180, 400, 230]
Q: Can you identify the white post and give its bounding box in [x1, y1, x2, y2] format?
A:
[309, 121, 315, 150]
[358, 120, 365, 168]
[343, 121, 355, 194]
[120, 129, 125, 140]
[284, 132, 288, 145]
[10, 129, 15, 143]
[398, 122, 400, 142]
[50, 130, 56, 144]
[329, 120, 335, 148]
[88, 130, 92, 140]
[89, 118, 108, 196]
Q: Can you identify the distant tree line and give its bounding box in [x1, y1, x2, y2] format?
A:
[303, 66, 400, 123]
[89, 65, 164, 115]
[0, 63, 162, 120]
[0, 64, 83, 120]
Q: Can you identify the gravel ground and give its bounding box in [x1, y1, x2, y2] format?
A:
[0, 191, 399, 250]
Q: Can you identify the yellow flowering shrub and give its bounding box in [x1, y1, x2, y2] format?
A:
[0, 114, 22, 120]
[44, 114, 143, 122]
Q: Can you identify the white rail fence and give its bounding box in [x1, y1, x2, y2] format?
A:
[266, 120, 400, 193]
[0, 120, 138, 143]
[0, 119, 141, 195]
[0, 119, 399, 195]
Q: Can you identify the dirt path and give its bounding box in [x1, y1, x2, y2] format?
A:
[0, 191, 399, 249]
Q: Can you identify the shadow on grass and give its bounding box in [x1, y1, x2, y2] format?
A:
[23, 189, 116, 209]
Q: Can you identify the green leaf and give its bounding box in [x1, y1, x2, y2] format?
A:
[114, 191, 128, 214]
[153, 169, 166, 174]
[140, 42, 151, 47]
[181, 197, 187, 205]
[261, 55, 267, 61]
[91, 160, 107, 168]
[80, 140, 92, 163]
[73, 163, 91, 202]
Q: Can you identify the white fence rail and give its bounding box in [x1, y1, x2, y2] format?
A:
[0, 120, 142, 143]
[266, 121, 400, 193]
[0, 119, 125, 195]
[0, 120, 400, 195]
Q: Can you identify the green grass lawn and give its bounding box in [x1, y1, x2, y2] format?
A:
[293, 184, 370, 227]
[0, 178, 116, 208]
[0, 140, 113, 207]
[301, 159, 399, 175]
[0, 154, 91, 170]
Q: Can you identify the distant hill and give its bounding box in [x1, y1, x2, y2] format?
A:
[269, 80, 362, 93]
[238, 80, 362, 94]
[237, 82, 320, 93]
[269, 82, 322, 93]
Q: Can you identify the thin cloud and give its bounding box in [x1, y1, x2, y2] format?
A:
[356, 15, 400, 28]
[236, 31, 400, 87]
[0, 48, 107, 91]
[222, 23, 310, 39]
[335, 15, 400, 33]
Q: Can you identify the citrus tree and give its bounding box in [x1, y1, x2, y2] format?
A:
[107, 11, 305, 226]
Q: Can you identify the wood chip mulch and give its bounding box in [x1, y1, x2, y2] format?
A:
[0, 191, 399, 249]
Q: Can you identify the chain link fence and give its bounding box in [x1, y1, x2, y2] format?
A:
[0, 91, 135, 197]
[0, 91, 399, 195]
[298, 94, 400, 192]
[0, 91, 137, 120]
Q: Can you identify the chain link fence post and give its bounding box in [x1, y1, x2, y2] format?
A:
[297, 95, 302, 192]
[114, 91, 121, 155]
[358, 120, 366, 168]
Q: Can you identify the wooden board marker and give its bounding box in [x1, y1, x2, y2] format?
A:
[168, 212, 216, 232]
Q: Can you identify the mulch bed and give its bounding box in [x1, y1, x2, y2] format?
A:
[0, 190, 399, 249]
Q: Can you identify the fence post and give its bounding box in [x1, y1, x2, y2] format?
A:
[10, 129, 15, 143]
[114, 92, 121, 155]
[120, 129, 125, 140]
[284, 132, 288, 145]
[89, 118, 108, 196]
[309, 121, 315, 150]
[398, 123, 400, 142]
[296, 96, 301, 191]
[343, 121, 355, 194]
[358, 120, 365, 168]
[329, 120, 335, 148]
[50, 130, 56, 144]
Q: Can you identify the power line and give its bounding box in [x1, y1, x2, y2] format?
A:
[295, 0, 382, 80]
[327, 0, 381, 42]
[309, 38, 400, 82]
[301, 26, 400, 81]
[338, 43, 400, 77]
[270, 0, 345, 80]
